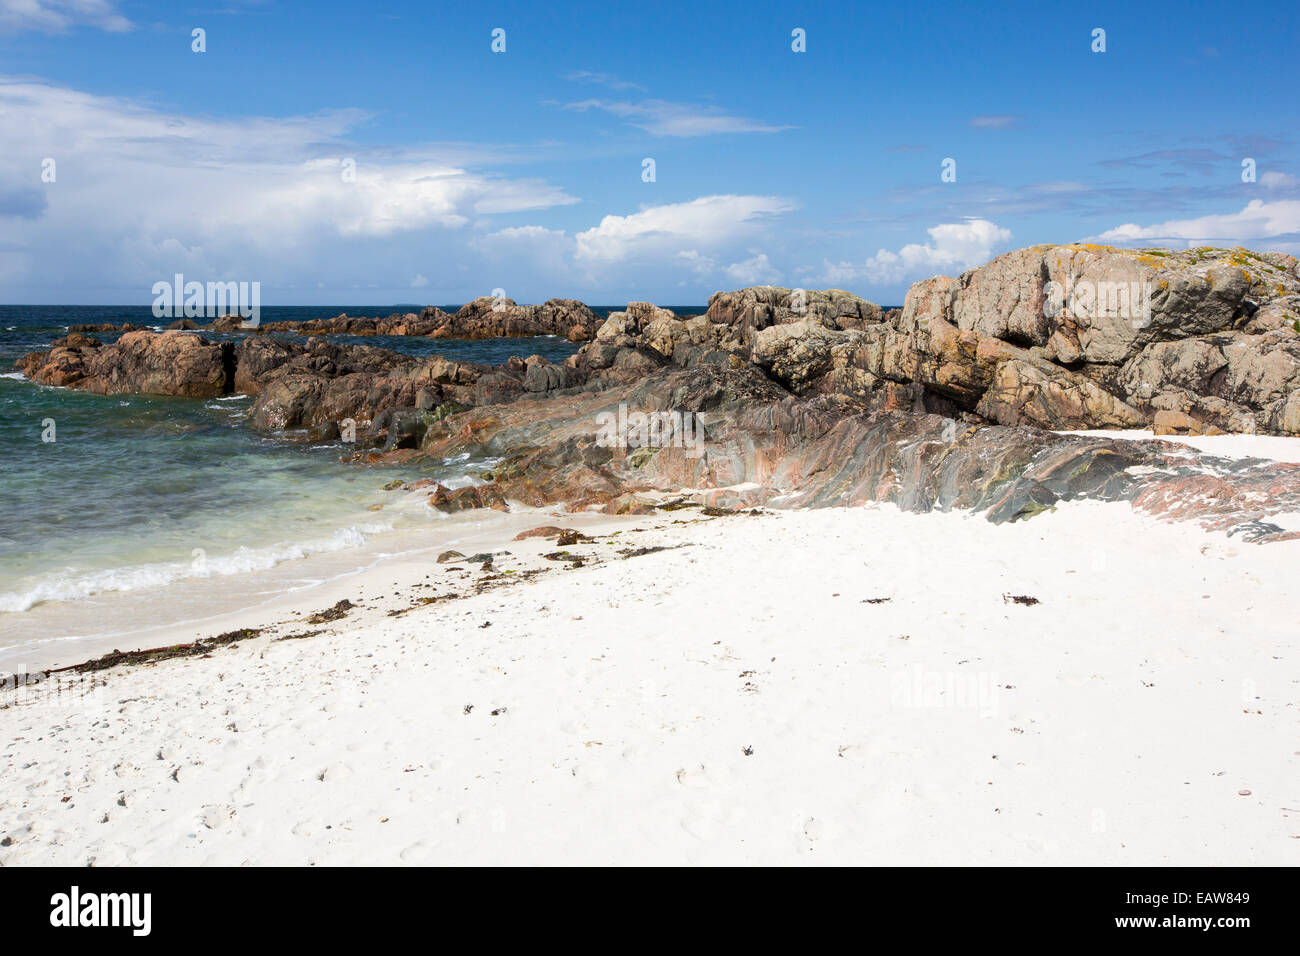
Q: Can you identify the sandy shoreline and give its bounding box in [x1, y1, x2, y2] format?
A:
[3, 498, 1297, 865]
[0, 502, 666, 674]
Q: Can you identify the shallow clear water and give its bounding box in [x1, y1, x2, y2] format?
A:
[0, 304, 639, 660]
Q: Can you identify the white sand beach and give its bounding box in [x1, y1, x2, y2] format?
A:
[3, 494, 1298, 866]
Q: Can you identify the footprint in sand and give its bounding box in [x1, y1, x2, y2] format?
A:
[290, 818, 324, 837]
[199, 804, 235, 830]
[674, 764, 719, 790]
[681, 799, 747, 841]
[399, 840, 436, 863]
[837, 743, 870, 761]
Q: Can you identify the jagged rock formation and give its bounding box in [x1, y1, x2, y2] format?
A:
[902, 245, 1300, 435]
[19, 330, 231, 398]
[18, 330, 570, 443]
[205, 297, 601, 342]
[16, 244, 1300, 535]
[443, 296, 599, 341]
[67, 322, 147, 333]
[411, 358, 1300, 541]
[243, 311, 452, 337]
[568, 246, 1299, 436]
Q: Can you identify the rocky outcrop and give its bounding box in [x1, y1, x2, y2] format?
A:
[16, 328, 582, 432]
[252, 310, 453, 337]
[67, 322, 147, 333]
[19, 330, 232, 398]
[706, 286, 886, 354]
[896, 245, 1300, 435]
[215, 297, 601, 342]
[446, 297, 600, 341]
[565, 246, 1300, 437]
[409, 358, 1300, 541]
[15, 244, 1300, 536]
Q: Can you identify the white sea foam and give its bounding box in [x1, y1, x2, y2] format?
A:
[0, 521, 394, 613]
[438, 473, 488, 490]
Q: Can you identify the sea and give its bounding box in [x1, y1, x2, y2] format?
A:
[0, 304, 705, 669]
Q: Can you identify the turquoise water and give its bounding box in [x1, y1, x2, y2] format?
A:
[0, 305, 603, 636]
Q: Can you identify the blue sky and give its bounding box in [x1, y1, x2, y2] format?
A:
[1, 0, 1296, 305]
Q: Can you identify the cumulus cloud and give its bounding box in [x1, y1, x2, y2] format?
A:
[0, 0, 131, 33]
[816, 219, 1012, 285]
[723, 252, 780, 285]
[0, 79, 579, 299]
[675, 250, 717, 277]
[575, 195, 794, 264]
[0, 80, 798, 302]
[1095, 199, 1300, 245]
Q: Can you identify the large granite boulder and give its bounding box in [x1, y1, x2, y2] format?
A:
[573, 246, 1300, 436]
[706, 286, 882, 358]
[19, 330, 231, 398]
[911, 245, 1300, 434]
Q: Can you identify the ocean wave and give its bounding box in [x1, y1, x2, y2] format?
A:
[0, 521, 394, 613]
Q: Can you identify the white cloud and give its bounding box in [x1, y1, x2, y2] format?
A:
[675, 250, 716, 277]
[473, 225, 565, 244]
[559, 98, 789, 137]
[1095, 199, 1300, 245]
[816, 219, 1013, 285]
[0, 79, 580, 298]
[723, 252, 781, 285]
[575, 195, 794, 264]
[470, 225, 572, 282]
[1260, 171, 1298, 189]
[0, 81, 828, 303]
[0, 0, 130, 33]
